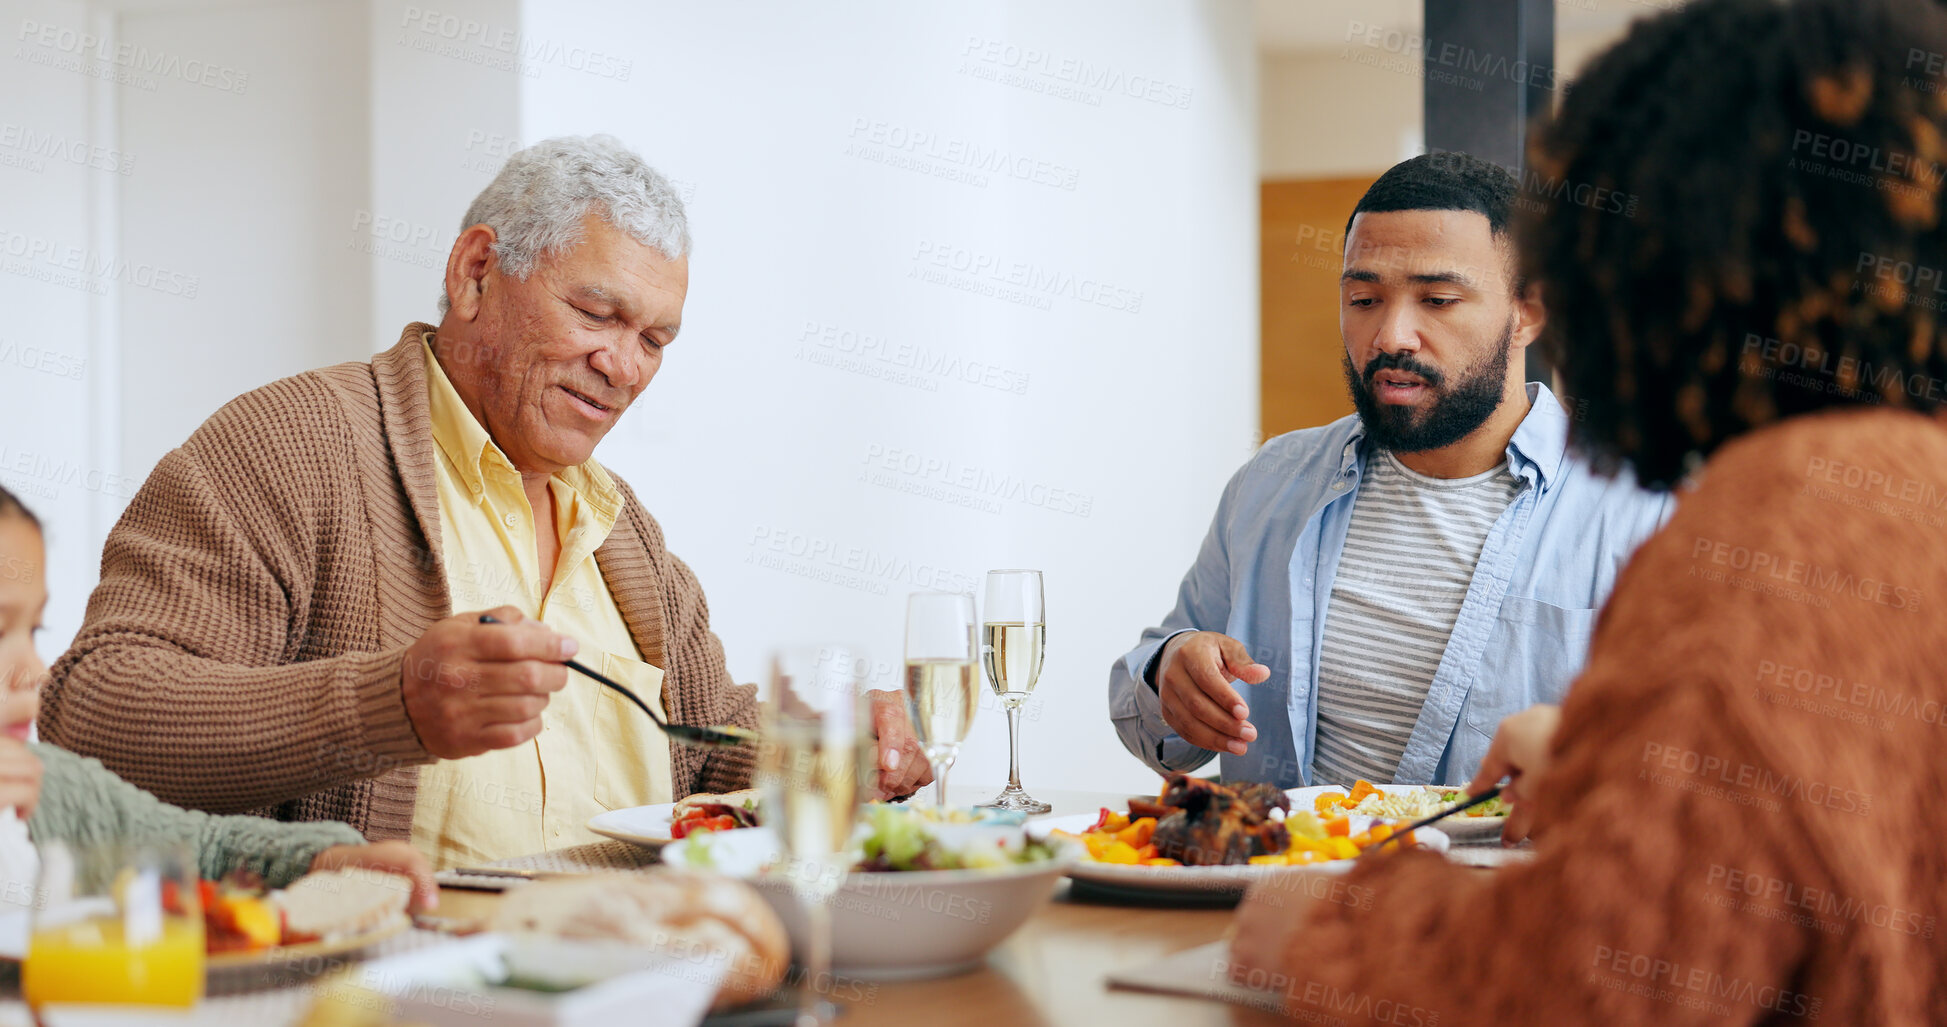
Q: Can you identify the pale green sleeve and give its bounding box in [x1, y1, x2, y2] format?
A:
[26, 743, 364, 887]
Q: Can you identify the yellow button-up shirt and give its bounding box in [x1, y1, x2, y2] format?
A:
[410, 335, 672, 870]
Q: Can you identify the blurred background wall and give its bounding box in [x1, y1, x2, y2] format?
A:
[0, 0, 1660, 796]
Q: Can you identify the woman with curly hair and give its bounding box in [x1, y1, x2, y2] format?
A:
[1228, 0, 1947, 1022]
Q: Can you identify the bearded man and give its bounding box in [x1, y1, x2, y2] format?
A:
[1109, 152, 1670, 788]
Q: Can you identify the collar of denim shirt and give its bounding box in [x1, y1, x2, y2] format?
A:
[1337, 380, 1570, 495]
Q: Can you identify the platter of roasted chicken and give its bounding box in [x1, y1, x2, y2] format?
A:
[1034, 773, 1449, 896]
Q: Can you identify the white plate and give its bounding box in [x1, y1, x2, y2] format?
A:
[1030, 812, 1449, 897]
[586, 802, 684, 850]
[1289, 784, 1508, 843]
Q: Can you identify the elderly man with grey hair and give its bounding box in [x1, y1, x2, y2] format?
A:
[43, 135, 931, 868]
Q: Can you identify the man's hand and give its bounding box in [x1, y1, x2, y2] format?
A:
[1154, 632, 1268, 756]
[400, 606, 575, 760]
[1466, 704, 1562, 845]
[0, 739, 42, 819]
[867, 690, 933, 801]
[309, 840, 438, 912]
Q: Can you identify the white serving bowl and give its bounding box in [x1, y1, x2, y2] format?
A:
[663, 826, 1077, 981]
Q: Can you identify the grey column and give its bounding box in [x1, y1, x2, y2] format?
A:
[1423, 0, 1557, 381]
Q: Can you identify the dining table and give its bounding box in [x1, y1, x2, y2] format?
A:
[440, 786, 1256, 1027]
[0, 784, 1523, 1026]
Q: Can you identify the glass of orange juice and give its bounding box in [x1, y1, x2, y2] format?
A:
[24, 842, 204, 1008]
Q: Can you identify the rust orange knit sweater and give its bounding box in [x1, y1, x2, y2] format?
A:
[42, 325, 756, 841]
[1273, 407, 1947, 1026]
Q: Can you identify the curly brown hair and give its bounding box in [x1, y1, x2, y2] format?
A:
[1523, 0, 1947, 489]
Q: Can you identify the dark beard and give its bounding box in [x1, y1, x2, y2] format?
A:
[1343, 318, 1513, 453]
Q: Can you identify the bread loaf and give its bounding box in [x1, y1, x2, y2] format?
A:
[490, 870, 788, 1010]
[272, 869, 412, 941]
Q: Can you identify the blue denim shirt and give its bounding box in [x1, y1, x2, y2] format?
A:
[1109, 383, 1671, 787]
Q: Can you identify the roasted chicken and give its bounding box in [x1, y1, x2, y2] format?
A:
[1144, 773, 1290, 866]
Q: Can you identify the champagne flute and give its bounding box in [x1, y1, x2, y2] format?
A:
[758, 644, 874, 1027]
[976, 570, 1050, 814]
[903, 592, 978, 809]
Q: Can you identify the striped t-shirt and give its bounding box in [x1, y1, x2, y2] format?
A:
[1310, 450, 1522, 786]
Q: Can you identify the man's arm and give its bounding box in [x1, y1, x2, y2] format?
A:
[42, 385, 432, 813]
[1109, 464, 1249, 775]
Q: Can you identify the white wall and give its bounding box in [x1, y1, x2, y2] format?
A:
[0, 0, 112, 658]
[116, 0, 373, 481]
[367, 0, 521, 343]
[1260, 47, 1421, 179]
[514, 0, 1259, 794]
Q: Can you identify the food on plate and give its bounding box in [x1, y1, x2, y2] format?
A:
[489, 870, 788, 1011]
[1056, 774, 1288, 867]
[1058, 773, 1417, 867]
[855, 804, 1058, 872]
[160, 877, 276, 954]
[1251, 810, 1412, 866]
[156, 868, 411, 955]
[671, 788, 763, 838]
[205, 885, 280, 952]
[1147, 774, 1290, 866]
[1314, 779, 1509, 820]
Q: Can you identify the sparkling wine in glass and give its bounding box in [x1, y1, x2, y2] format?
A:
[757, 644, 873, 1027]
[977, 570, 1050, 813]
[903, 592, 978, 809]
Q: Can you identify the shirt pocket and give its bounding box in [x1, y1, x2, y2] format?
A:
[590, 651, 673, 811]
[1463, 596, 1597, 744]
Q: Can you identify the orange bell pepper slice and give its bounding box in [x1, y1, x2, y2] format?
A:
[1114, 817, 1155, 849]
[1313, 793, 1352, 814]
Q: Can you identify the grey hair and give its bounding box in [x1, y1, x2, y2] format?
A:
[438, 134, 690, 314]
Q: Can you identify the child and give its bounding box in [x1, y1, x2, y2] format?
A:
[0, 486, 436, 910]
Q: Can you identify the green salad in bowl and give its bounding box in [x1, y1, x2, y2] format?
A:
[662, 803, 1078, 980]
[856, 805, 1059, 872]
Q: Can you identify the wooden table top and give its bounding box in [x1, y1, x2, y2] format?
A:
[435, 785, 1278, 1026]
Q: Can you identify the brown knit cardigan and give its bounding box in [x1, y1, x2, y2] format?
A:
[42, 325, 757, 841]
[1264, 407, 1947, 1025]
